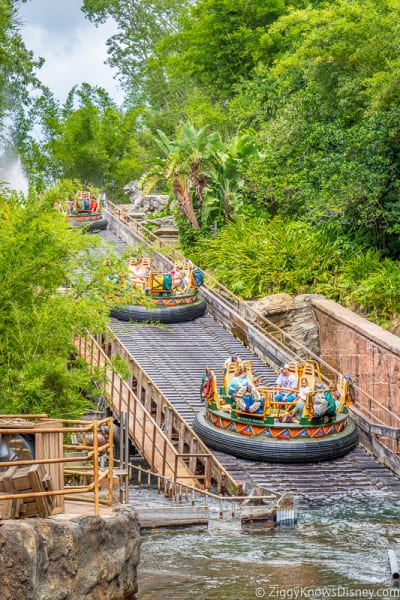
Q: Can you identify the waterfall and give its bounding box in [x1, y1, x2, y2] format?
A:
[0, 155, 29, 196]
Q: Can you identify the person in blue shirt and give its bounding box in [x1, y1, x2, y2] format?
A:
[228, 367, 252, 399]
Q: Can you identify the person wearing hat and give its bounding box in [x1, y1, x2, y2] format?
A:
[275, 364, 297, 402]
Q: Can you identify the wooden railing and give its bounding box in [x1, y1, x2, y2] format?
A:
[76, 333, 236, 493]
[130, 462, 291, 522]
[105, 201, 308, 362]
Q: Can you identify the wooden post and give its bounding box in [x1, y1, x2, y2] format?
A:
[155, 392, 162, 424]
[93, 420, 99, 515]
[137, 370, 143, 403]
[151, 425, 157, 471]
[164, 408, 173, 440]
[178, 422, 185, 454]
[34, 420, 64, 514]
[145, 382, 152, 413]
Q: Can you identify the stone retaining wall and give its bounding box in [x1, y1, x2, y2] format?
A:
[251, 293, 322, 356]
[311, 297, 400, 426]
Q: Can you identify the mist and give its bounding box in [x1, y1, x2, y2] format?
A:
[0, 155, 29, 197]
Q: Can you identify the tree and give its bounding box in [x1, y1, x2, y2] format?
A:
[0, 0, 42, 143]
[22, 84, 150, 200]
[82, 0, 188, 92]
[141, 122, 258, 238]
[267, 0, 400, 120]
[0, 183, 131, 417]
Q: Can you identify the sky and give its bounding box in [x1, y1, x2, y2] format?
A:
[17, 0, 125, 105]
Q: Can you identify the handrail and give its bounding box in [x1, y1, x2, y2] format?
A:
[76, 333, 237, 493]
[0, 416, 115, 516]
[105, 203, 313, 358]
[77, 336, 192, 484]
[130, 462, 292, 522]
[105, 202, 399, 430]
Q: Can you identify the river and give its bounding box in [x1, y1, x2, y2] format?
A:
[135, 493, 400, 600]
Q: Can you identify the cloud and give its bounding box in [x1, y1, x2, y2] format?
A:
[18, 0, 85, 35]
[19, 3, 124, 105]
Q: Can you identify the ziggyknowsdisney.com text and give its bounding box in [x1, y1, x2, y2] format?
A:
[256, 586, 400, 599]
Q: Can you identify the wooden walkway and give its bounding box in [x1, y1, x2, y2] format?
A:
[78, 338, 201, 488]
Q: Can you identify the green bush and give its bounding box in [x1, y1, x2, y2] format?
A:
[190, 216, 400, 327]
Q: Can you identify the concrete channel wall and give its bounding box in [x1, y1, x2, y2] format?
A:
[311, 297, 400, 470]
[312, 297, 400, 425]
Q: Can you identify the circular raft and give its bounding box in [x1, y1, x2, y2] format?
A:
[70, 217, 108, 231]
[0, 433, 35, 464]
[192, 410, 358, 463]
[110, 296, 207, 324]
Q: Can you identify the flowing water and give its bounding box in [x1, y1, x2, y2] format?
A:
[134, 493, 400, 600]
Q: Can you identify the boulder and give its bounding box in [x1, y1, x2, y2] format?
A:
[251, 293, 324, 356]
[0, 506, 140, 600]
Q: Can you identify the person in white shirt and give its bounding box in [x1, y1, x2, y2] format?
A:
[275, 364, 298, 402]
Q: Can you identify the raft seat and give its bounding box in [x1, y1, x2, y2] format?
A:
[298, 360, 321, 385]
[222, 360, 242, 395]
[240, 360, 253, 378]
[235, 403, 268, 419]
[261, 387, 298, 418]
[334, 375, 349, 413]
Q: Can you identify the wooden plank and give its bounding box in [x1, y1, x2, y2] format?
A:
[79, 337, 203, 487]
[10, 466, 32, 491]
[28, 464, 52, 518]
[0, 467, 18, 492]
[34, 420, 64, 513]
[241, 505, 276, 530]
[0, 497, 14, 519]
[136, 506, 209, 529]
[19, 499, 38, 518]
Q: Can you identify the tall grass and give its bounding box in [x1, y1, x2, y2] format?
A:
[191, 217, 400, 327]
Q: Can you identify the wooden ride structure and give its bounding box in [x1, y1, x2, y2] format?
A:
[110, 257, 207, 323]
[0, 415, 117, 519]
[194, 358, 358, 463]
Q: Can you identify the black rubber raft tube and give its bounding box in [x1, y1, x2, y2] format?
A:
[70, 218, 108, 231]
[110, 296, 207, 324]
[193, 411, 358, 463]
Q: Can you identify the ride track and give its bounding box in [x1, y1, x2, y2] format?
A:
[100, 229, 400, 502]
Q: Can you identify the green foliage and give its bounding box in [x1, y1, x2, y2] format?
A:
[0, 184, 127, 417]
[0, 0, 42, 138]
[268, 0, 400, 118]
[5, 0, 400, 331]
[82, 0, 188, 92]
[141, 121, 259, 235]
[191, 217, 352, 297]
[190, 216, 400, 327]
[159, 0, 291, 99]
[21, 84, 152, 200]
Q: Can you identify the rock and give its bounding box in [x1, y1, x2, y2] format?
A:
[0, 506, 140, 600]
[251, 293, 323, 356]
[144, 216, 176, 229]
[123, 181, 169, 214]
[252, 293, 294, 315]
